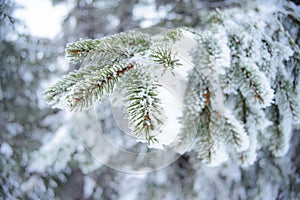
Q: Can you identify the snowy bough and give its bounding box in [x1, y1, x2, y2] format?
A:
[45, 1, 300, 167]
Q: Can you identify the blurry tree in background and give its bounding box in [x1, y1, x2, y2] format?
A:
[0, 0, 68, 198]
[1, 0, 300, 199]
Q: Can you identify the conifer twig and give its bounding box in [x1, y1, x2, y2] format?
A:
[123, 66, 165, 144]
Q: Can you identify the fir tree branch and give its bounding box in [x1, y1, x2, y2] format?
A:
[44, 72, 82, 108]
[163, 28, 183, 43]
[45, 63, 134, 111]
[150, 43, 181, 73]
[276, 76, 300, 122]
[179, 70, 230, 165]
[194, 87, 227, 165]
[176, 70, 207, 148]
[223, 110, 249, 152]
[228, 33, 274, 108]
[196, 107, 229, 166]
[66, 31, 151, 63]
[123, 66, 165, 144]
[267, 73, 299, 156]
[267, 104, 291, 157]
[43, 0, 300, 166]
[196, 106, 215, 164]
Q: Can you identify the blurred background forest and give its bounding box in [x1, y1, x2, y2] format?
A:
[1, 0, 300, 199]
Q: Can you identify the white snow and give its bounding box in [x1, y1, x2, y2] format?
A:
[0, 142, 13, 158]
[207, 144, 228, 167]
[147, 30, 196, 150]
[83, 176, 97, 199]
[14, 0, 68, 38]
[171, 30, 198, 72]
[6, 122, 23, 136]
[28, 121, 77, 173]
[148, 86, 182, 149]
[224, 109, 249, 152]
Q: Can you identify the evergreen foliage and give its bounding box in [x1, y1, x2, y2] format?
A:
[0, 1, 68, 198]
[45, 29, 182, 143]
[45, 0, 300, 167]
[123, 66, 165, 143]
[4, 0, 300, 199]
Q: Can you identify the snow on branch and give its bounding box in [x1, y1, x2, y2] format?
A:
[150, 42, 182, 73]
[123, 66, 165, 144]
[45, 63, 134, 111]
[66, 31, 151, 63]
[44, 0, 300, 166]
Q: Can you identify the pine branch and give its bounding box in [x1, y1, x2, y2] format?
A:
[123, 66, 165, 144]
[193, 87, 228, 165]
[44, 72, 82, 108]
[163, 28, 183, 43]
[276, 75, 300, 123]
[238, 128, 258, 167]
[150, 42, 182, 73]
[223, 110, 249, 152]
[66, 31, 151, 63]
[228, 33, 274, 108]
[196, 106, 215, 164]
[267, 104, 292, 157]
[196, 106, 229, 166]
[182, 70, 249, 164]
[289, 58, 300, 90]
[258, 38, 278, 82]
[175, 70, 207, 149]
[43, 0, 300, 167]
[265, 72, 298, 156]
[233, 92, 271, 166]
[45, 63, 134, 111]
[238, 63, 273, 107]
[192, 27, 230, 76]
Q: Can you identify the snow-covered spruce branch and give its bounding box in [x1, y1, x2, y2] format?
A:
[123, 67, 165, 144]
[45, 30, 182, 143]
[66, 31, 151, 64]
[45, 1, 300, 166]
[163, 28, 184, 43]
[178, 72, 248, 166]
[176, 2, 299, 166]
[175, 69, 206, 152]
[150, 42, 181, 73]
[45, 63, 135, 111]
[195, 89, 228, 166]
